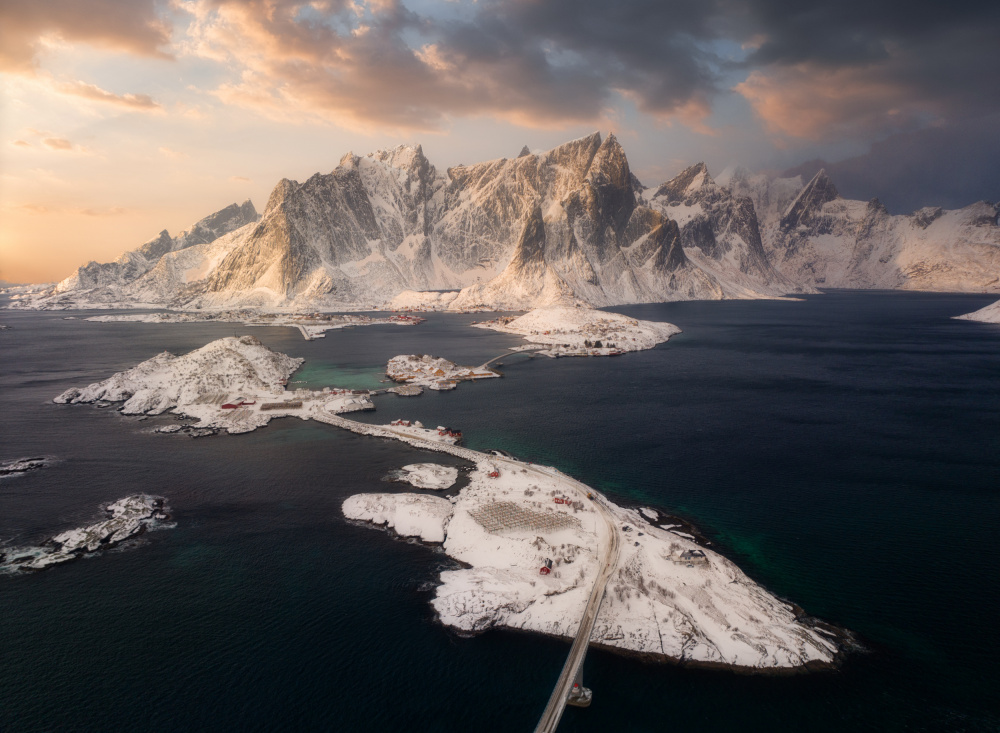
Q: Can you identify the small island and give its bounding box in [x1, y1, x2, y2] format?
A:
[474, 306, 681, 357]
[50, 335, 843, 671]
[1, 495, 171, 572]
[386, 354, 500, 391]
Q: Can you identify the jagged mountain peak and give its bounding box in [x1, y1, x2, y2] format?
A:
[192, 200, 258, 234]
[652, 161, 715, 203]
[518, 145, 531, 158]
[541, 131, 603, 174]
[367, 143, 429, 172]
[263, 178, 301, 214]
[780, 168, 840, 231]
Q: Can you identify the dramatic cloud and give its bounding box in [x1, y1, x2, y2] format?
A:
[784, 113, 1000, 213]
[179, 0, 726, 131]
[0, 0, 171, 72]
[734, 7, 1000, 140]
[56, 81, 162, 111]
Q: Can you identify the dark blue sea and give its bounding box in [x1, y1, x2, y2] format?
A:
[1, 291, 999, 732]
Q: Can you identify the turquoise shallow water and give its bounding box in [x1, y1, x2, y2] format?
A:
[1, 292, 999, 732]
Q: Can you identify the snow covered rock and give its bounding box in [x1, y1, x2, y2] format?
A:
[342, 492, 454, 543]
[955, 299, 1000, 323]
[1, 495, 171, 572]
[762, 172, 1000, 292]
[53, 335, 303, 432]
[341, 446, 841, 670]
[13, 201, 258, 309]
[391, 463, 459, 490]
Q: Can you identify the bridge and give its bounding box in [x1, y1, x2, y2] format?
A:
[479, 346, 546, 369]
[527, 464, 622, 733]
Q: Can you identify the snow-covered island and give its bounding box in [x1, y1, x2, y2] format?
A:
[474, 306, 681, 357]
[955, 299, 1000, 323]
[1, 495, 171, 572]
[53, 336, 375, 434]
[386, 354, 500, 390]
[86, 311, 424, 341]
[48, 335, 842, 669]
[341, 431, 842, 671]
[389, 463, 460, 490]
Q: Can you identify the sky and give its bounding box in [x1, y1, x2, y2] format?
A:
[2, 0, 998, 284]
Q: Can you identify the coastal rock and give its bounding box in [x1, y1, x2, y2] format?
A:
[0, 457, 47, 477]
[53, 336, 306, 433]
[955, 298, 1000, 323]
[391, 463, 459, 490]
[1, 495, 171, 572]
[342, 492, 454, 543]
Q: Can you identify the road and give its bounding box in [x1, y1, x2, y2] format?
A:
[529, 464, 623, 733]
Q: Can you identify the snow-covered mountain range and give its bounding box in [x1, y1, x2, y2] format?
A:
[11, 134, 1000, 311]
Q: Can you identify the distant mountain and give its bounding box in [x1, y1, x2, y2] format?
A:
[11, 134, 1000, 312]
[16, 201, 259, 308]
[759, 170, 1000, 291]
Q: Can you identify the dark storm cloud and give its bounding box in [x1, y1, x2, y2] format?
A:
[784, 114, 1000, 212]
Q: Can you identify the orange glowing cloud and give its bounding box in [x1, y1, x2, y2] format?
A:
[734, 66, 926, 141]
[56, 80, 162, 111]
[0, 0, 171, 72]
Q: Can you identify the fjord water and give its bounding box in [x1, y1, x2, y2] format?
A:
[2, 292, 999, 732]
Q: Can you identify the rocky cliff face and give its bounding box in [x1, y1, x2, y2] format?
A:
[14, 134, 1000, 312]
[177, 132, 792, 310]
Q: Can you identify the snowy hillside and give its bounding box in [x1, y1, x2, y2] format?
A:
[761, 171, 1000, 291]
[54, 335, 302, 429]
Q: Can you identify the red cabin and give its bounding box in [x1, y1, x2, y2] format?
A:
[539, 567, 550, 575]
